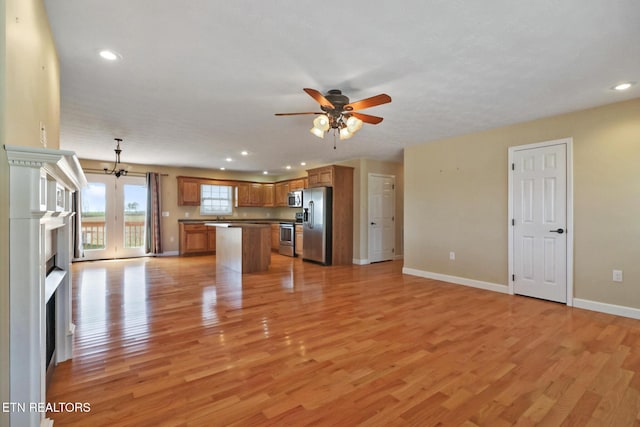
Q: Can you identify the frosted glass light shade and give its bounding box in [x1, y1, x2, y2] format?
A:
[313, 115, 330, 131]
[310, 127, 325, 138]
[339, 128, 354, 140]
[346, 116, 363, 133]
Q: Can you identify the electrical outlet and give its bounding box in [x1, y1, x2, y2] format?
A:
[613, 270, 623, 282]
[185, 212, 190, 218]
[162, 211, 169, 217]
[39, 122, 47, 147]
[449, 251, 455, 261]
[169, 236, 175, 243]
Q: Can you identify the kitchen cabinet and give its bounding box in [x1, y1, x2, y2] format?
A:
[295, 224, 303, 256]
[289, 179, 305, 191]
[270, 224, 280, 251]
[213, 224, 271, 273]
[179, 223, 216, 255]
[306, 165, 354, 265]
[207, 227, 216, 253]
[236, 182, 264, 207]
[263, 184, 275, 207]
[306, 166, 334, 188]
[275, 181, 290, 207]
[177, 177, 201, 206]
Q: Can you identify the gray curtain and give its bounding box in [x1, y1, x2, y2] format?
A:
[72, 191, 84, 259]
[145, 172, 162, 254]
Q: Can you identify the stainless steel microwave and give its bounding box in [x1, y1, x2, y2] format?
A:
[287, 190, 302, 208]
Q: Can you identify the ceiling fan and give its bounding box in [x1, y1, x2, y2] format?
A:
[275, 88, 392, 147]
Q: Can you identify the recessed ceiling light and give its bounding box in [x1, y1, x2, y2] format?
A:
[99, 49, 120, 61]
[612, 82, 634, 91]
[241, 151, 248, 156]
[225, 157, 232, 162]
[285, 165, 292, 170]
[263, 171, 268, 175]
[220, 167, 226, 171]
[300, 162, 307, 166]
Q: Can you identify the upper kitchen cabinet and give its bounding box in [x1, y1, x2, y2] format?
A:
[289, 179, 305, 191]
[236, 182, 264, 207]
[307, 166, 334, 188]
[275, 181, 290, 207]
[263, 183, 275, 207]
[177, 176, 201, 206]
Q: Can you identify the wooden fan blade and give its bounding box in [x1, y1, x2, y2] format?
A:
[275, 112, 323, 116]
[303, 88, 335, 109]
[344, 94, 392, 111]
[351, 112, 384, 125]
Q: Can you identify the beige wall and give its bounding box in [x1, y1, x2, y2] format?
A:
[338, 158, 404, 261]
[0, 0, 8, 421]
[80, 159, 307, 253]
[404, 97, 640, 308]
[6, 0, 59, 149]
[1, 0, 60, 423]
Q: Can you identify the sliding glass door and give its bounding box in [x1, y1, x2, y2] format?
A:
[81, 174, 147, 260]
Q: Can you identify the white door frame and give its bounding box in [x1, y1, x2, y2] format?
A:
[368, 173, 396, 263]
[507, 137, 574, 306]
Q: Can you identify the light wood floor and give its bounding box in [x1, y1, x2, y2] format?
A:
[47, 255, 640, 426]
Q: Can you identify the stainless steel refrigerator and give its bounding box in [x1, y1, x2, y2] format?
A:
[302, 187, 332, 265]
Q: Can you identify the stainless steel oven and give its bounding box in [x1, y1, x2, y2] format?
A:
[279, 223, 295, 256]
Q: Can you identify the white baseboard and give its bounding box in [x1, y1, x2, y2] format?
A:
[402, 268, 640, 321]
[402, 267, 509, 294]
[160, 251, 179, 257]
[353, 256, 404, 265]
[573, 298, 640, 320]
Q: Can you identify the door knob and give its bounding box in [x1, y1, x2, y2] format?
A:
[370, 222, 376, 225]
[549, 228, 565, 234]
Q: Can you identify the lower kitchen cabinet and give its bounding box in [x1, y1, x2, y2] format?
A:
[295, 224, 303, 256]
[179, 223, 216, 255]
[271, 224, 280, 251]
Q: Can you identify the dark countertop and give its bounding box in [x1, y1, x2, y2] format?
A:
[205, 222, 271, 228]
[179, 218, 297, 224]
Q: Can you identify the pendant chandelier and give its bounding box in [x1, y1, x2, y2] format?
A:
[104, 138, 128, 178]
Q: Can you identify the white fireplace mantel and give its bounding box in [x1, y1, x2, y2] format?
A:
[5, 145, 86, 427]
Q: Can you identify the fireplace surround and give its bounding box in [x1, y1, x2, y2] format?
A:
[5, 145, 86, 427]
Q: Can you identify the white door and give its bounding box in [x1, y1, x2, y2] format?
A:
[512, 143, 567, 302]
[81, 174, 147, 260]
[368, 174, 395, 263]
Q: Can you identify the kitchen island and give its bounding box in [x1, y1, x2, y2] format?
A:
[206, 223, 271, 273]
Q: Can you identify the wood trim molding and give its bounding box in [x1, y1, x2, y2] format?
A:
[573, 298, 640, 320]
[402, 267, 509, 294]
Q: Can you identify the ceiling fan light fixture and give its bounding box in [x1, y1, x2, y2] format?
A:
[277, 88, 391, 147]
[339, 127, 354, 140]
[313, 115, 330, 131]
[310, 126, 325, 138]
[346, 116, 363, 133]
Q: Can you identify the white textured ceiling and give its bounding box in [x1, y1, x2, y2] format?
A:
[44, 0, 640, 175]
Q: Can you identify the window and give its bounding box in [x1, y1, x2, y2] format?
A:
[200, 184, 233, 215]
